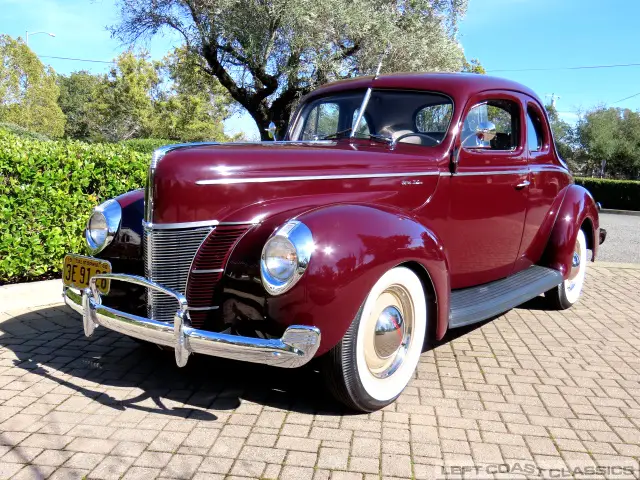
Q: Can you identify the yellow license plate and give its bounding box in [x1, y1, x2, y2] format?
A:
[63, 255, 111, 294]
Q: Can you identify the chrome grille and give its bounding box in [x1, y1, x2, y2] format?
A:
[144, 227, 212, 323]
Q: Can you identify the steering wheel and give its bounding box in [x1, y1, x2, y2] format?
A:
[390, 132, 441, 149]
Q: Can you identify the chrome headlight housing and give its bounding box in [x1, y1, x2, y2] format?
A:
[261, 220, 314, 295]
[85, 199, 122, 254]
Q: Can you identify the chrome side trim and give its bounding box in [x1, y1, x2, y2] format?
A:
[192, 268, 224, 274]
[196, 171, 440, 185]
[63, 275, 320, 369]
[440, 165, 570, 178]
[529, 165, 571, 173]
[188, 305, 220, 311]
[440, 169, 528, 177]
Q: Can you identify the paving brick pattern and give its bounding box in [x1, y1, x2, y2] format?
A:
[1, 264, 639, 479]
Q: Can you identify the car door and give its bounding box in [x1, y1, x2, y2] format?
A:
[446, 91, 529, 289]
[513, 98, 570, 272]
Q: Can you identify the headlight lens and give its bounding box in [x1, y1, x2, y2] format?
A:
[87, 212, 108, 247]
[264, 237, 298, 281]
[260, 221, 313, 295]
[85, 199, 122, 254]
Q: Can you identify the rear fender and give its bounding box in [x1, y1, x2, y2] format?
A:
[265, 204, 451, 355]
[540, 185, 600, 278]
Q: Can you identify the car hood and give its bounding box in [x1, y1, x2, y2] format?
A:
[150, 141, 444, 225]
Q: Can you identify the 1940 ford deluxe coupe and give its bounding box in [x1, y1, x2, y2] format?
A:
[63, 73, 606, 411]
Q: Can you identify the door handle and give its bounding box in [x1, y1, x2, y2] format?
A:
[515, 180, 530, 189]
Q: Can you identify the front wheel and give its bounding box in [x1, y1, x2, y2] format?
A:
[545, 228, 588, 310]
[322, 267, 427, 412]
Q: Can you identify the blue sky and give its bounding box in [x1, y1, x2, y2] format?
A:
[2, 0, 639, 138]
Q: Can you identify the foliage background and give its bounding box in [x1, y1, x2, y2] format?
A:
[574, 177, 640, 212]
[0, 35, 66, 138]
[0, 129, 148, 283]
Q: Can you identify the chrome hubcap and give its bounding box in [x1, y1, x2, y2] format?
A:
[374, 306, 405, 358]
[364, 285, 414, 379]
[567, 237, 583, 290]
[572, 252, 580, 268]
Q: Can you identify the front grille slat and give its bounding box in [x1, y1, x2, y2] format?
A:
[186, 225, 251, 328]
[144, 227, 212, 323]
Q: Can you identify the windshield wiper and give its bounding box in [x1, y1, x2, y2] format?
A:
[365, 133, 393, 144]
[352, 133, 393, 145]
[320, 128, 352, 140]
[321, 130, 392, 145]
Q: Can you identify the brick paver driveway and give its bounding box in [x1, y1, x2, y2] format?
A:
[1, 263, 639, 480]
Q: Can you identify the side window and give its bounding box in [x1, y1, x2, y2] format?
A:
[526, 108, 544, 152]
[416, 103, 453, 133]
[301, 102, 340, 140]
[462, 100, 519, 150]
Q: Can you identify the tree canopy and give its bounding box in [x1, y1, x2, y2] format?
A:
[544, 104, 640, 180]
[153, 47, 233, 142]
[87, 50, 160, 142]
[545, 103, 574, 163]
[0, 34, 65, 138]
[111, 0, 470, 139]
[574, 107, 640, 179]
[55, 49, 234, 143]
[57, 71, 104, 140]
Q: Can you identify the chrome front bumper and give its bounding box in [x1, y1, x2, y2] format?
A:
[63, 273, 321, 368]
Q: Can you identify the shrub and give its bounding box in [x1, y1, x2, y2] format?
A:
[0, 122, 51, 141]
[575, 177, 640, 211]
[119, 138, 178, 155]
[0, 129, 148, 283]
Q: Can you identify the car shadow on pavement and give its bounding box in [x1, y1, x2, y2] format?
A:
[0, 305, 351, 423]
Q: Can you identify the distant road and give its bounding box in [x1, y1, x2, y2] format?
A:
[596, 213, 640, 264]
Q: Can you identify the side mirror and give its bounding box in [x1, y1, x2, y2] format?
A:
[451, 121, 498, 174]
[266, 122, 278, 141]
[476, 121, 496, 142]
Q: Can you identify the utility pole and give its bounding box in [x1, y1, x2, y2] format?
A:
[25, 31, 56, 46]
[545, 93, 560, 108]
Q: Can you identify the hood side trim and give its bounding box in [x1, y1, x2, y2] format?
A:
[196, 170, 440, 186]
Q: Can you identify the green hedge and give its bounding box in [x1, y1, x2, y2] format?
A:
[575, 177, 640, 211]
[0, 129, 148, 283]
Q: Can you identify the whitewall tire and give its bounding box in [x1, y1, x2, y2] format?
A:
[322, 266, 427, 411]
[545, 228, 588, 310]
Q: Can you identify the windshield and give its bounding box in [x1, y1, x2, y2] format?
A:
[290, 89, 453, 146]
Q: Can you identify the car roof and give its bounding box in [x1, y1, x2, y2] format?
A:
[308, 72, 543, 106]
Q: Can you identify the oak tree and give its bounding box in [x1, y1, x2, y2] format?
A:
[112, 0, 469, 139]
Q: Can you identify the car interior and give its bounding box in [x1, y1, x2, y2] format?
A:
[297, 90, 453, 146]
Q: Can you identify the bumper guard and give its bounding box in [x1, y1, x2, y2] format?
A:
[63, 273, 321, 368]
[599, 227, 607, 245]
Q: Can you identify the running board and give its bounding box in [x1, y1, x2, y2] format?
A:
[449, 266, 563, 328]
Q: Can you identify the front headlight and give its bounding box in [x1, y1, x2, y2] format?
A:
[261, 220, 314, 295]
[85, 199, 122, 254]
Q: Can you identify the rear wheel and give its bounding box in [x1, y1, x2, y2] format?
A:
[545, 228, 588, 310]
[322, 267, 427, 412]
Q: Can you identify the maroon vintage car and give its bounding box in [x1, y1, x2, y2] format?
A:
[63, 73, 605, 411]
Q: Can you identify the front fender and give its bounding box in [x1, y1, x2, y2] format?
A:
[225, 204, 450, 356]
[100, 189, 144, 261]
[540, 184, 600, 279]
